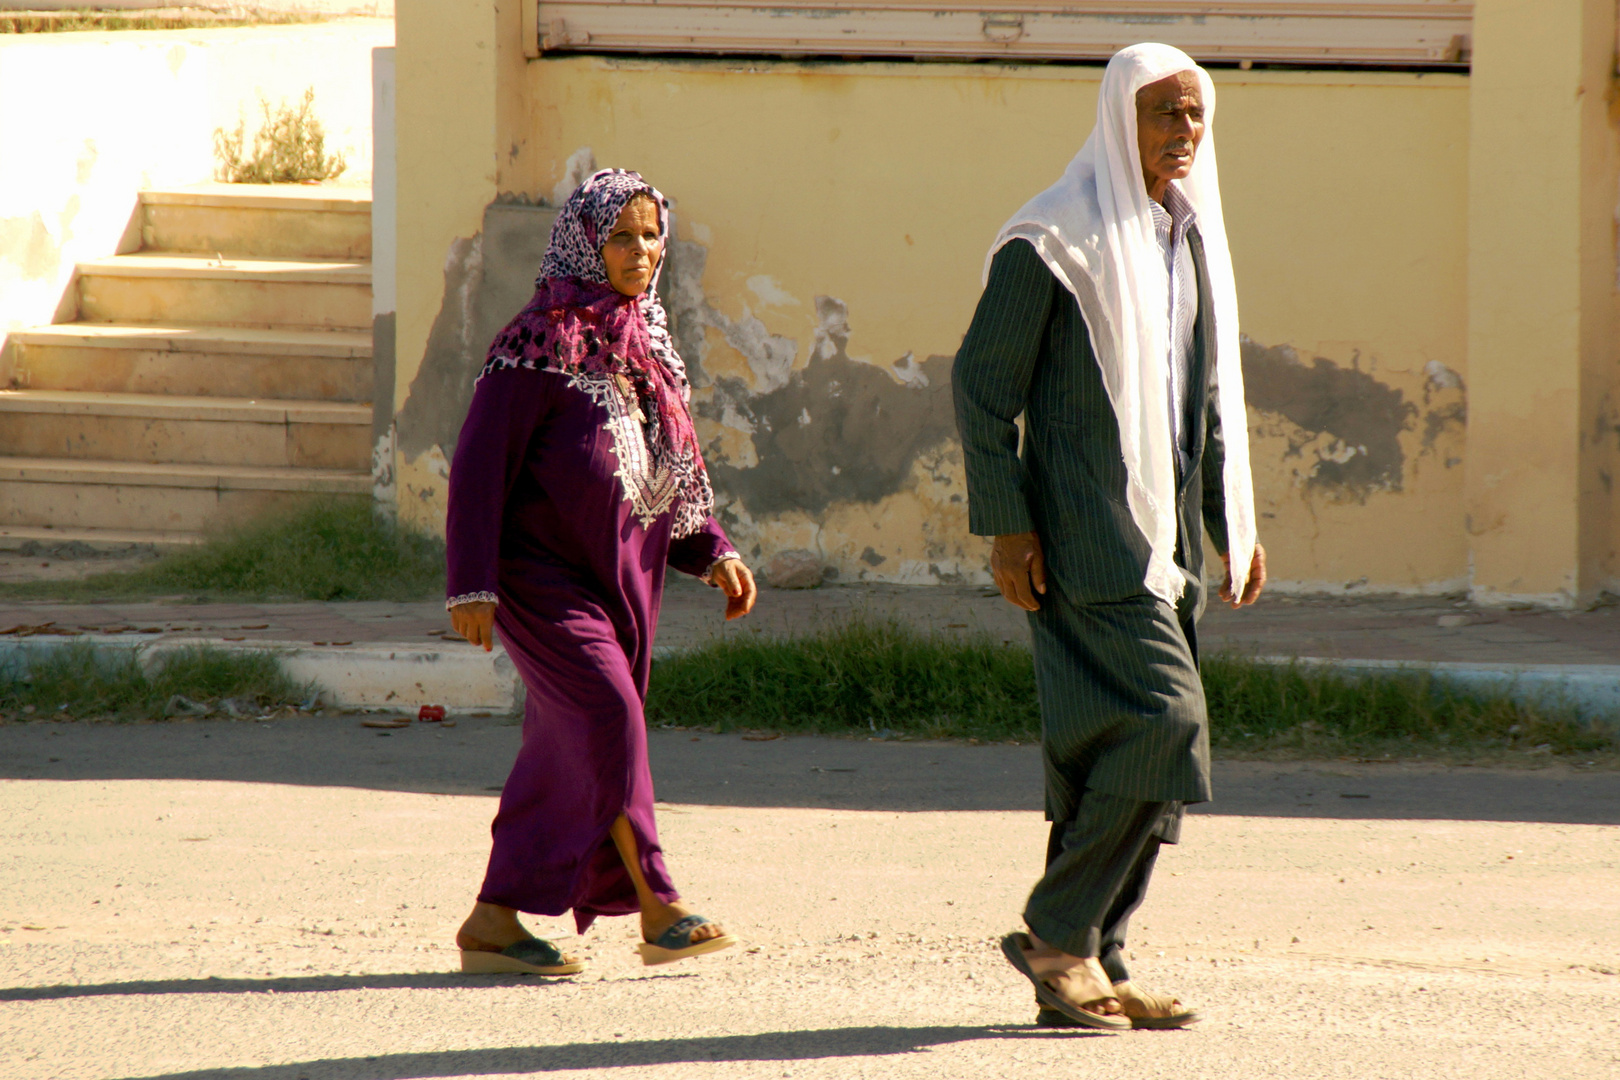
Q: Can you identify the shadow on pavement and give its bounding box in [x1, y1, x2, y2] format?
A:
[105, 1025, 1105, 1080]
[2, 717, 1616, 824]
[0, 971, 569, 1002]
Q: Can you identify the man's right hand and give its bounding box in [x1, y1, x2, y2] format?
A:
[450, 600, 497, 652]
[991, 531, 1047, 611]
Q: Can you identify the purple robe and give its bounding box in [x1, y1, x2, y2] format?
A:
[446, 363, 734, 931]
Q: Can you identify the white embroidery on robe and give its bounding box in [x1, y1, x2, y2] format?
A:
[567, 371, 683, 528]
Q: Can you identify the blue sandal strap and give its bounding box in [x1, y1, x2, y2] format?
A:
[502, 938, 566, 966]
[650, 914, 711, 950]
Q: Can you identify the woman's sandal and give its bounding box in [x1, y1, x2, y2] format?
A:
[999, 933, 1131, 1031]
[460, 938, 584, 976]
[637, 914, 736, 966]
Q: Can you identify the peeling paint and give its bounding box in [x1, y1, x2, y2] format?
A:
[707, 301, 798, 394]
[396, 234, 484, 461]
[371, 424, 397, 508]
[1416, 359, 1467, 457]
[1242, 336, 1417, 499]
[702, 302, 956, 517]
[662, 237, 713, 386]
[746, 274, 798, 308]
[551, 146, 597, 207]
[396, 202, 561, 464]
[398, 445, 451, 533]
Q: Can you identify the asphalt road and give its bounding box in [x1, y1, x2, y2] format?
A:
[2, 720, 1617, 1080]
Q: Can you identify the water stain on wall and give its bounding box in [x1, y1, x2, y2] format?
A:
[396, 201, 560, 475]
[395, 232, 483, 475]
[699, 296, 957, 516]
[1241, 336, 1418, 500]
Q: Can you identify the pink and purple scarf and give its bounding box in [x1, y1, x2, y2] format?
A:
[480, 168, 713, 538]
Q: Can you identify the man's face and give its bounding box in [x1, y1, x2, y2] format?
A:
[1135, 72, 1204, 197]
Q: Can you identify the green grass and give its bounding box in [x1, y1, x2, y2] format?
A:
[646, 618, 1618, 762]
[647, 618, 1042, 741]
[0, 500, 445, 603]
[0, 643, 308, 722]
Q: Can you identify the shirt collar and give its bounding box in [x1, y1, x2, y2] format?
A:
[1148, 182, 1197, 241]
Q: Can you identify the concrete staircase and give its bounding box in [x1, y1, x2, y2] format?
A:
[0, 185, 374, 548]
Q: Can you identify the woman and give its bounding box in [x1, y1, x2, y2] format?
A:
[446, 168, 757, 976]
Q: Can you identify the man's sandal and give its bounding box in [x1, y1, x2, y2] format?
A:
[637, 914, 736, 966]
[459, 938, 584, 976]
[1037, 983, 1201, 1030]
[999, 933, 1131, 1031]
[1114, 982, 1201, 1029]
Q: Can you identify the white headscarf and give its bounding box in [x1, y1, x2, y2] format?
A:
[986, 42, 1256, 605]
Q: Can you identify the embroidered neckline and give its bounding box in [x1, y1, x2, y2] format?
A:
[567, 370, 683, 529]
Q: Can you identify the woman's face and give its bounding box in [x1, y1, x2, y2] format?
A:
[601, 196, 662, 297]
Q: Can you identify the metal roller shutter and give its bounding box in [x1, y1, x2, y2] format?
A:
[524, 1, 1473, 68]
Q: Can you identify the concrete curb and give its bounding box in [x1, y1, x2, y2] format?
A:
[1251, 655, 1620, 726]
[0, 636, 522, 713]
[2, 637, 1616, 725]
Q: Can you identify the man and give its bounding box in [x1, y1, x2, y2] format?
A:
[952, 43, 1267, 1030]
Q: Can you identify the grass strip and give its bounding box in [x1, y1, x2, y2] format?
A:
[0, 500, 445, 603]
[0, 642, 308, 723]
[646, 618, 1617, 762]
[648, 617, 1041, 741]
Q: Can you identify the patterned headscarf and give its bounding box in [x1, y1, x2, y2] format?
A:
[480, 169, 714, 539]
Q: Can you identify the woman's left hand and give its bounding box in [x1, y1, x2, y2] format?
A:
[711, 558, 757, 621]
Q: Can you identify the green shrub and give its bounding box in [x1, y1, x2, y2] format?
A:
[214, 88, 347, 184]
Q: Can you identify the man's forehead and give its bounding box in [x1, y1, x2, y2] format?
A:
[1136, 71, 1201, 106]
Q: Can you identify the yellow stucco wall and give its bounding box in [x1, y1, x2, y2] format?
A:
[391, 0, 1618, 602]
[1465, 0, 1620, 606]
[497, 58, 1470, 591]
[390, 0, 499, 533]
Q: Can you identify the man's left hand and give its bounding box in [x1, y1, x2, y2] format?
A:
[711, 558, 758, 621]
[1219, 542, 1267, 608]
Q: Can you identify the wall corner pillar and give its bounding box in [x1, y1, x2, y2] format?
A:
[1465, 0, 1620, 607]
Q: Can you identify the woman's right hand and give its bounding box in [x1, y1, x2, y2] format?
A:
[450, 601, 497, 652]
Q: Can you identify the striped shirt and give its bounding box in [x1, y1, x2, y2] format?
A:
[1148, 183, 1198, 475]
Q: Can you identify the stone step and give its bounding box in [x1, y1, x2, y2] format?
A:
[141, 184, 371, 260]
[0, 456, 370, 533]
[0, 525, 203, 551]
[3, 324, 373, 402]
[0, 390, 371, 470]
[76, 254, 371, 331]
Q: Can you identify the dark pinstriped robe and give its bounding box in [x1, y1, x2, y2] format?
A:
[953, 236, 1230, 810]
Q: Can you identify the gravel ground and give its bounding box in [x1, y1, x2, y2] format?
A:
[2, 723, 1617, 1080]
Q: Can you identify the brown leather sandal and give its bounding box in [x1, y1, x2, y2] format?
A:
[1113, 980, 1201, 1029]
[1000, 933, 1130, 1031]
